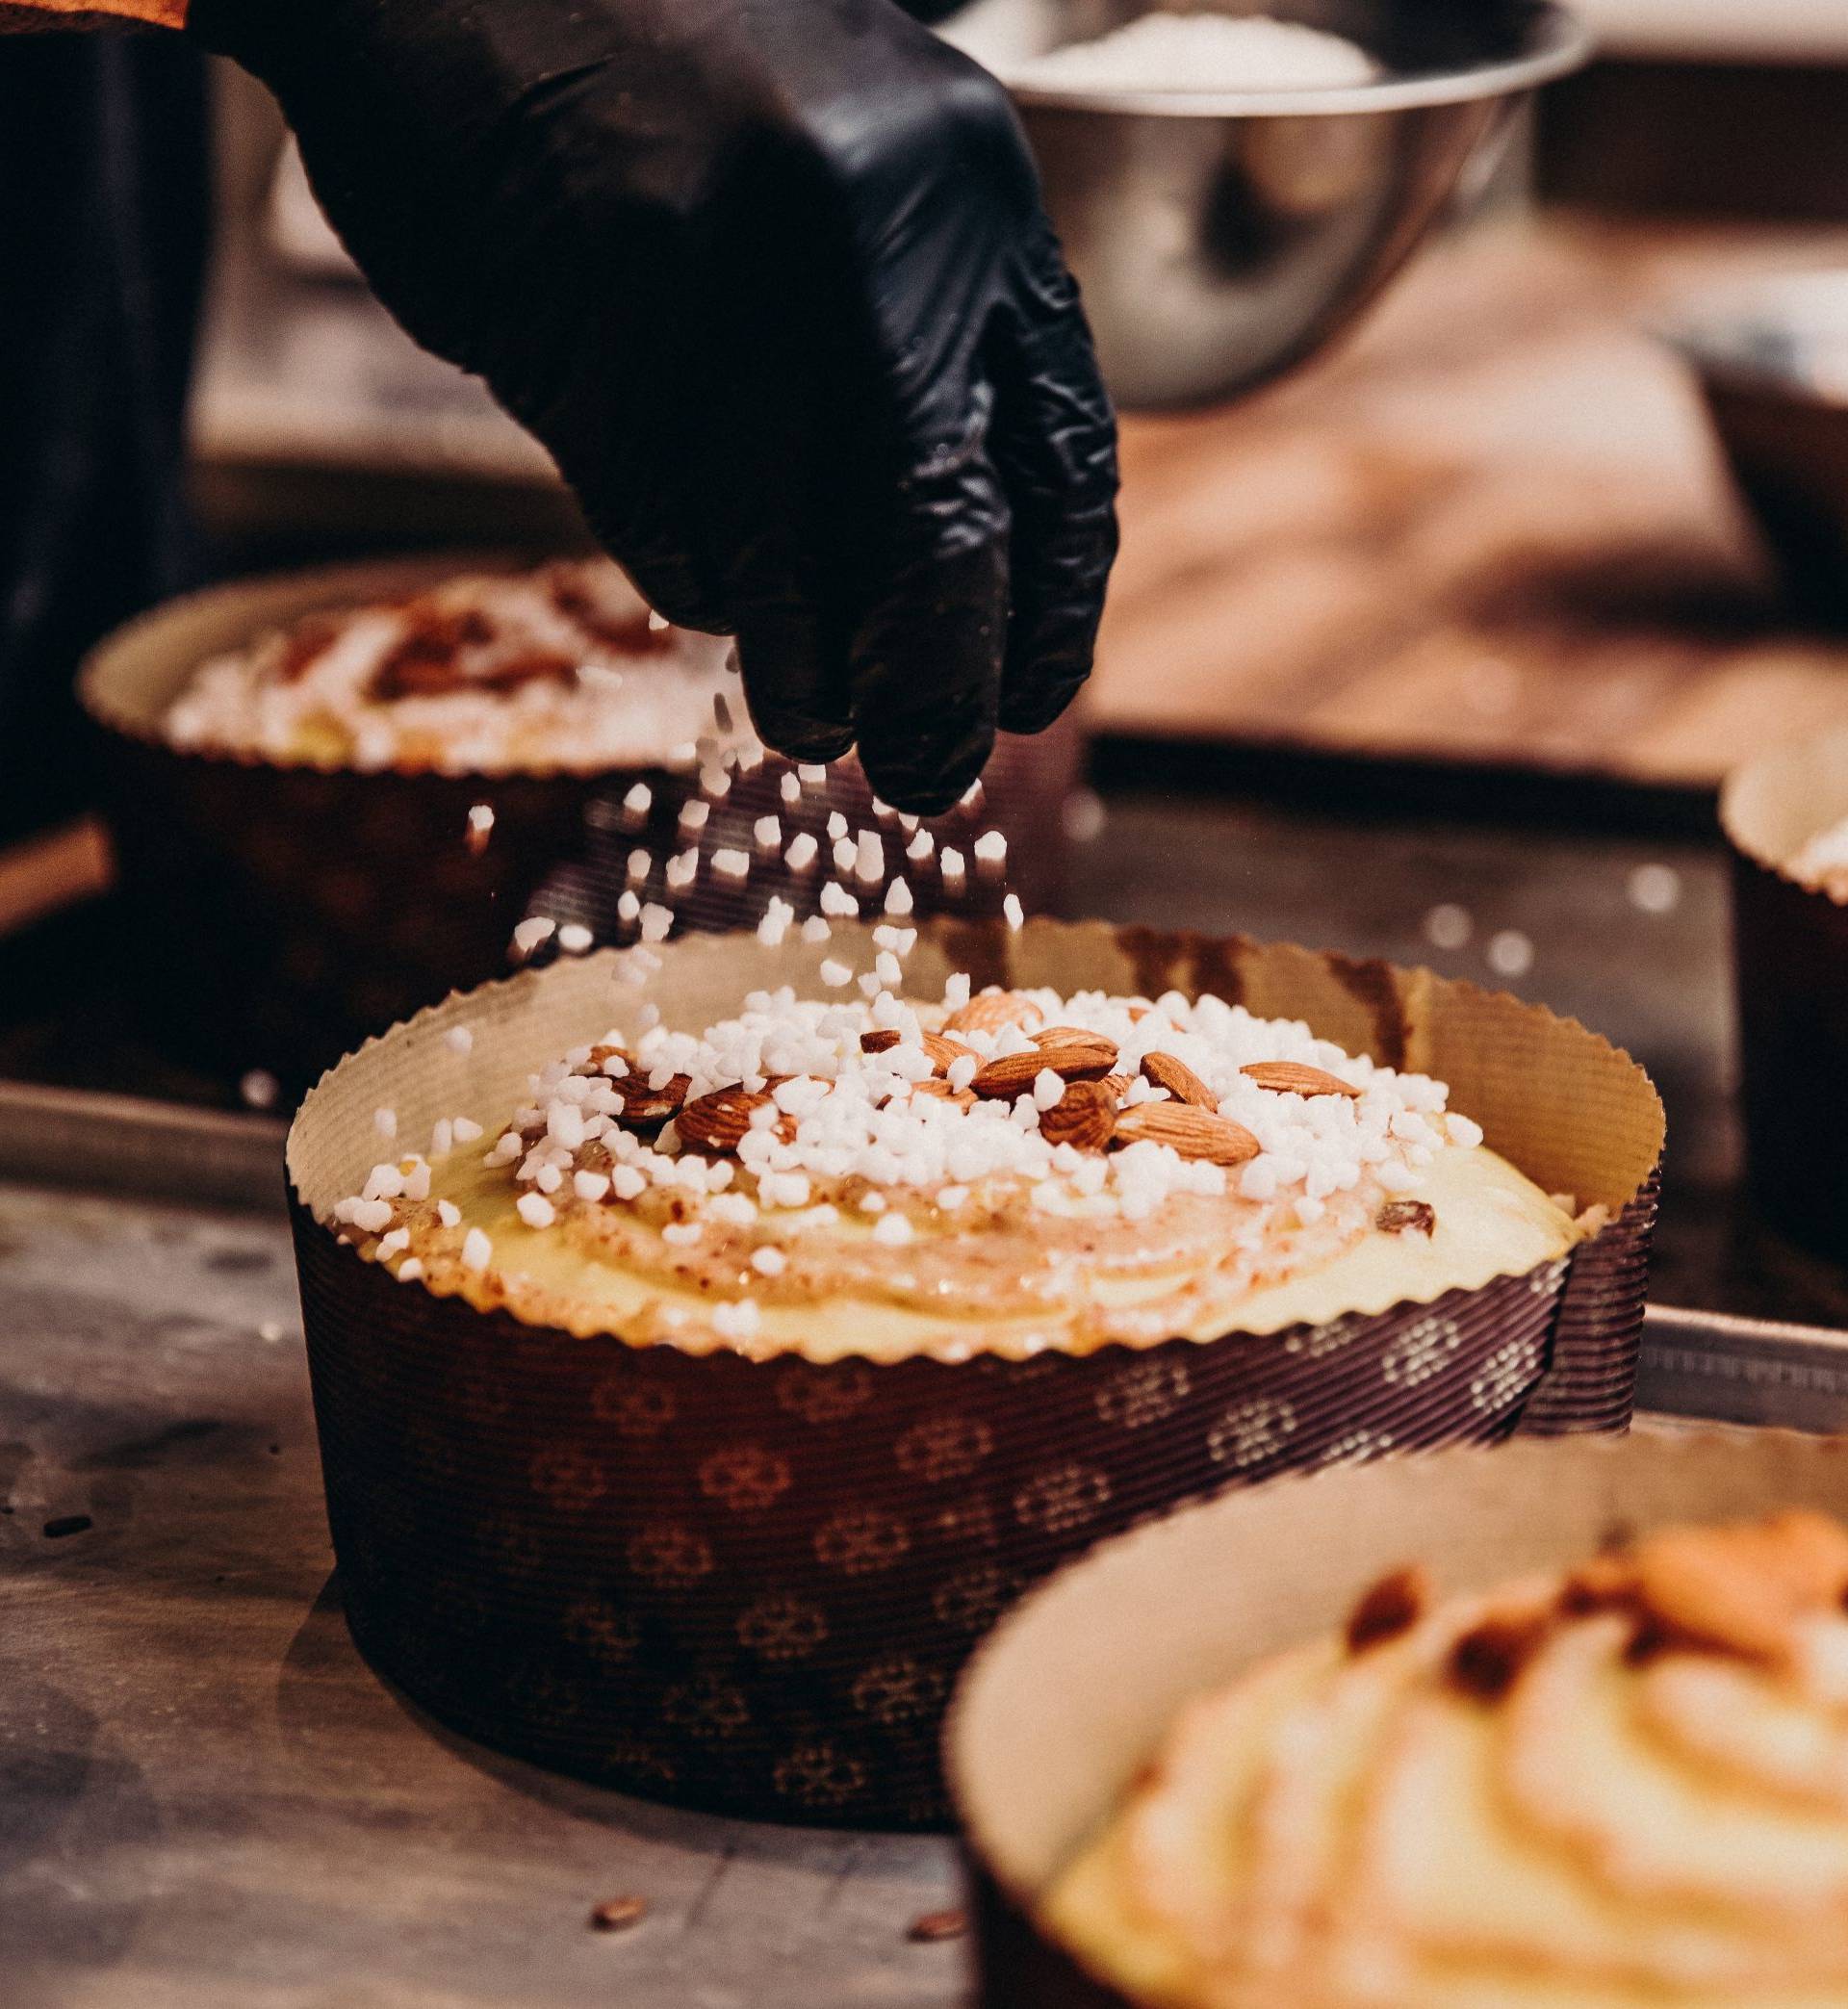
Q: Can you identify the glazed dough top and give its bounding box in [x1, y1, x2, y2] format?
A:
[163, 558, 746, 775]
[1045, 1508, 1848, 2007]
[333, 977, 1584, 1363]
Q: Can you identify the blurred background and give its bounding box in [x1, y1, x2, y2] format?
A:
[7, 0, 1848, 1340]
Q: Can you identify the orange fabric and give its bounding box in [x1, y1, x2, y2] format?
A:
[15, 0, 185, 20]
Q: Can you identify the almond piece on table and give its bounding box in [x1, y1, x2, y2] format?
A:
[1376, 1199, 1437, 1236]
[907, 1909, 967, 1945]
[676, 1081, 793, 1154]
[1242, 1061, 1362, 1099]
[1140, 1051, 1216, 1107]
[1039, 1080, 1116, 1150]
[943, 990, 1043, 1037]
[1110, 1103, 1261, 1166]
[589, 1894, 649, 1933]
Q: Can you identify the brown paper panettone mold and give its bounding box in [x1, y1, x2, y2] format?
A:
[79, 553, 1078, 1096]
[285, 919, 1662, 1828]
[1722, 729, 1848, 1262]
[947, 1429, 1848, 2009]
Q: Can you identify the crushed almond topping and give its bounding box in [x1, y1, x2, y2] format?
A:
[1558, 1551, 1636, 1615]
[1449, 1606, 1554, 1702]
[1376, 1199, 1437, 1236]
[1623, 1513, 1848, 1667]
[1346, 1564, 1432, 1655]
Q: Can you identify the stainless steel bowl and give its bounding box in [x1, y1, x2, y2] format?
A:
[955, 0, 1589, 407]
[1661, 271, 1848, 626]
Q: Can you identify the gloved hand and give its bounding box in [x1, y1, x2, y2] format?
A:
[191, 0, 1119, 814]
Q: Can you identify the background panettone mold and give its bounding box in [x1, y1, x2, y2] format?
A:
[1721, 728, 1848, 1261]
[946, 1429, 1848, 2009]
[285, 919, 1662, 1828]
[78, 554, 1078, 1097]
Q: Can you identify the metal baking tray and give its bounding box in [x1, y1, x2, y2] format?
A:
[4, 1079, 1846, 1436]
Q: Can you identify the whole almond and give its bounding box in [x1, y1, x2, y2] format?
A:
[1110, 1104, 1261, 1166]
[862, 1028, 975, 1076]
[943, 990, 1043, 1037]
[1039, 1080, 1116, 1150]
[676, 1081, 793, 1154]
[1099, 1072, 1133, 1100]
[970, 1050, 1056, 1100]
[1029, 1027, 1117, 1079]
[609, 1071, 691, 1128]
[1139, 1051, 1216, 1107]
[922, 1031, 976, 1073]
[907, 1078, 976, 1109]
[972, 1036, 1116, 1100]
[1241, 1061, 1362, 1099]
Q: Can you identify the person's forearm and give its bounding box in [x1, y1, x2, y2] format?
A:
[0, 0, 183, 26]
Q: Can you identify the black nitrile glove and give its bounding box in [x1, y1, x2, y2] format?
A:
[190, 0, 1119, 814]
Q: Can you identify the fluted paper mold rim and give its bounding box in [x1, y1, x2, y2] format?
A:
[945, 1429, 1848, 2009]
[287, 917, 1663, 1360]
[1719, 723, 1848, 906]
[281, 917, 1659, 1827]
[1720, 726, 1848, 1257]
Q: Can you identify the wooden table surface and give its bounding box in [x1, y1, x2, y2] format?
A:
[0, 1182, 957, 2009]
[1091, 213, 1848, 790]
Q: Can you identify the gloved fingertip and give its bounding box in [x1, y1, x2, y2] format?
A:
[608, 558, 729, 639]
[858, 711, 997, 818]
[576, 504, 730, 637]
[755, 713, 859, 765]
[997, 670, 1088, 737]
[734, 615, 855, 765]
